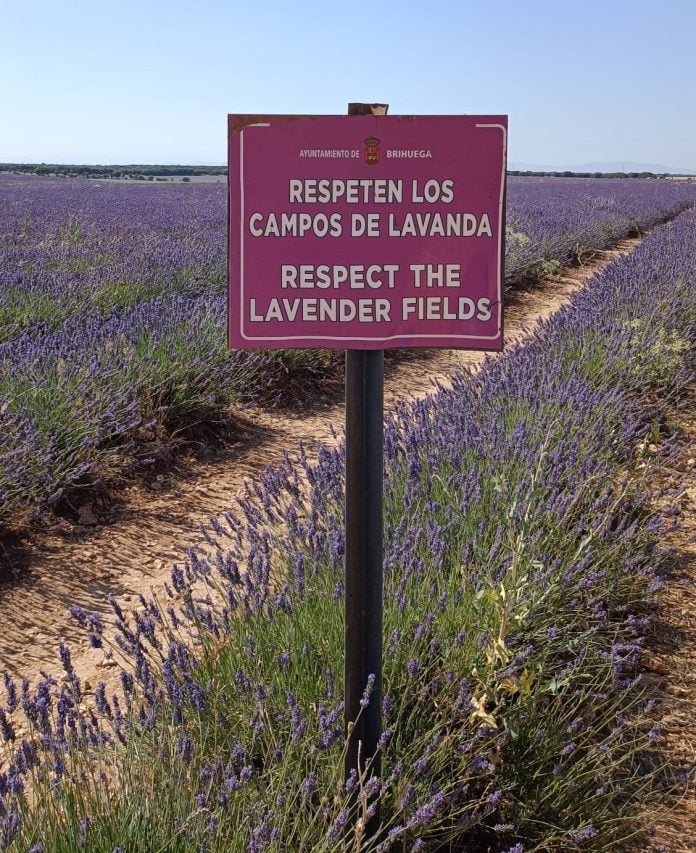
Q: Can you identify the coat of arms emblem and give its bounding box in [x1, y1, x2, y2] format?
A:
[364, 137, 381, 165]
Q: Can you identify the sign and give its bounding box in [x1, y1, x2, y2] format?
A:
[228, 114, 507, 350]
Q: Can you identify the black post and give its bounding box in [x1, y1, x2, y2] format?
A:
[344, 101, 387, 840]
[344, 349, 383, 820]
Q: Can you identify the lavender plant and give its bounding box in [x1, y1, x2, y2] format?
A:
[1, 206, 694, 850]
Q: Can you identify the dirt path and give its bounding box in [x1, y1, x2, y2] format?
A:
[0, 240, 641, 691]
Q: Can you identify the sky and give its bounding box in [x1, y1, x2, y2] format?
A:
[1, 0, 695, 170]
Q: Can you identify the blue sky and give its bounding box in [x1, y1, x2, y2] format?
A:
[1, 0, 694, 169]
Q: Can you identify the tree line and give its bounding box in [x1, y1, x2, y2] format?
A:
[0, 163, 226, 179]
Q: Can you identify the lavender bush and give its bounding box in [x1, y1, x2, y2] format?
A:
[1, 207, 694, 850]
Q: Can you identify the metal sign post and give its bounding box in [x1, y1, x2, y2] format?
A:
[343, 102, 387, 839]
[344, 345, 384, 832]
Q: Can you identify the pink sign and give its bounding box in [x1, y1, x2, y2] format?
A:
[228, 114, 507, 350]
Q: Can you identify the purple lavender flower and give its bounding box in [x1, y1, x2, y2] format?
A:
[286, 692, 307, 743]
[325, 666, 335, 699]
[560, 741, 577, 758]
[327, 809, 350, 844]
[360, 673, 376, 709]
[486, 788, 503, 805]
[78, 815, 92, 847]
[569, 825, 598, 844]
[177, 733, 193, 764]
[3, 673, 18, 712]
[0, 708, 15, 743]
[94, 682, 112, 718]
[300, 772, 318, 798]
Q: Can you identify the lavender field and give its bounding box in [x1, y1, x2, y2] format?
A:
[1, 199, 694, 850]
[2, 173, 696, 535]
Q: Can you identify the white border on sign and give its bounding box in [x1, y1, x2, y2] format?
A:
[237, 121, 507, 344]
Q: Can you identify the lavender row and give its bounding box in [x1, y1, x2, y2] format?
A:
[1, 209, 694, 850]
[1, 174, 224, 342]
[504, 176, 696, 280]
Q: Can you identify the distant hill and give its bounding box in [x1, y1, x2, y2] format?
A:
[510, 160, 696, 176]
